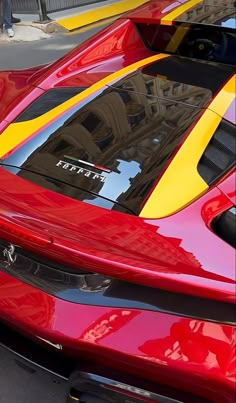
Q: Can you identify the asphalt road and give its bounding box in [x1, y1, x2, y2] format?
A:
[0, 347, 68, 403]
[0, 21, 109, 403]
[0, 22, 109, 70]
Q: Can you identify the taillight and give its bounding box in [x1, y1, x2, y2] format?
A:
[0, 216, 52, 246]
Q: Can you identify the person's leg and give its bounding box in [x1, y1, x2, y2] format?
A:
[3, 0, 12, 29]
[3, 0, 14, 37]
[0, 0, 4, 31]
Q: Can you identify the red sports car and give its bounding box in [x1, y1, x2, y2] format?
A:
[0, 0, 235, 402]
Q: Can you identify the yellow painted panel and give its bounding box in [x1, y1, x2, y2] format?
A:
[209, 75, 236, 116]
[140, 75, 236, 218]
[57, 0, 149, 31]
[65, 15, 119, 35]
[161, 0, 203, 25]
[0, 53, 169, 159]
[165, 25, 189, 52]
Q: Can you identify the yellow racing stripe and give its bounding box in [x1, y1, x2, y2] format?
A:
[165, 24, 189, 52]
[140, 75, 236, 219]
[161, 0, 203, 25]
[65, 15, 119, 35]
[57, 0, 149, 31]
[0, 53, 169, 159]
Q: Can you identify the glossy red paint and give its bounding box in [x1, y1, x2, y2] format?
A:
[200, 171, 235, 224]
[0, 68, 44, 125]
[217, 170, 236, 206]
[0, 271, 235, 403]
[122, 0, 179, 23]
[201, 191, 233, 228]
[0, 2, 235, 402]
[0, 168, 235, 303]
[0, 19, 153, 128]
[28, 19, 153, 90]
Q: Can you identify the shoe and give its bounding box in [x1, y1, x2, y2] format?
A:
[11, 16, 21, 24]
[7, 28, 15, 38]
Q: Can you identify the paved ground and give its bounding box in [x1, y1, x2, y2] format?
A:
[11, 0, 146, 32]
[0, 347, 68, 403]
[0, 22, 109, 403]
[0, 24, 51, 43]
[0, 22, 109, 70]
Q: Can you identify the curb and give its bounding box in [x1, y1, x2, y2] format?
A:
[56, 0, 149, 31]
[0, 23, 51, 42]
[30, 21, 67, 34]
[0, 0, 148, 42]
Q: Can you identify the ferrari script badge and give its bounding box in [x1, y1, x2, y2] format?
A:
[56, 160, 106, 183]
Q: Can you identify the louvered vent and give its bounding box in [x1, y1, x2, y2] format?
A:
[198, 120, 235, 185]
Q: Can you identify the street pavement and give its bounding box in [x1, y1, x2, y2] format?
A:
[0, 346, 68, 403]
[0, 21, 109, 403]
[0, 22, 109, 70]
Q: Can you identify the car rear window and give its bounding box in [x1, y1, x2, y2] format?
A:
[137, 22, 236, 65]
[1, 72, 211, 215]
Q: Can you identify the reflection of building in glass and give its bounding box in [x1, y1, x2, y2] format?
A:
[178, 0, 235, 25]
[139, 319, 236, 373]
[114, 72, 212, 210]
[0, 277, 55, 328]
[81, 310, 138, 342]
[20, 71, 211, 214]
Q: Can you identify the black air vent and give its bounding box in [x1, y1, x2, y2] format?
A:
[212, 207, 236, 248]
[198, 120, 235, 185]
[15, 87, 86, 122]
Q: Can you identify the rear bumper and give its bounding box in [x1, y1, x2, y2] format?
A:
[0, 322, 195, 403]
[0, 269, 235, 403]
[0, 323, 207, 403]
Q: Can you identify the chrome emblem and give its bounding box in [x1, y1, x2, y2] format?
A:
[56, 160, 107, 183]
[3, 244, 17, 266]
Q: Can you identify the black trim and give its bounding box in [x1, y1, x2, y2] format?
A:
[68, 370, 212, 403]
[212, 207, 236, 248]
[0, 321, 73, 379]
[136, 22, 236, 65]
[198, 120, 236, 185]
[15, 87, 86, 122]
[69, 372, 184, 403]
[0, 241, 235, 325]
[141, 56, 235, 94]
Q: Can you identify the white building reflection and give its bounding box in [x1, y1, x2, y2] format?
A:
[20, 71, 211, 214]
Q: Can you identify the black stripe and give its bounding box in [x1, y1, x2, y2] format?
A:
[15, 87, 86, 122]
[0, 242, 235, 325]
[142, 56, 235, 94]
[0, 321, 73, 379]
[198, 120, 236, 185]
